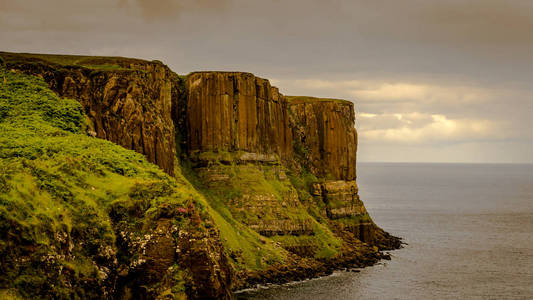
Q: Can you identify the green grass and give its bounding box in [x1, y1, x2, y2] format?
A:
[334, 213, 372, 225]
[286, 95, 353, 105]
[182, 155, 344, 261]
[0, 68, 200, 298]
[0, 52, 158, 72]
[1, 53, 104, 66]
[181, 162, 287, 270]
[0, 289, 23, 300]
[194, 150, 236, 163]
[0, 59, 382, 297]
[270, 222, 342, 259]
[79, 64, 125, 71]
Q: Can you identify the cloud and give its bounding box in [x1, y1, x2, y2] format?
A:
[275, 77, 531, 148]
[0, 0, 229, 32]
[358, 113, 499, 144]
[341, 0, 533, 48]
[0, 0, 532, 162]
[358, 140, 533, 163]
[285, 75, 533, 142]
[276, 78, 498, 113]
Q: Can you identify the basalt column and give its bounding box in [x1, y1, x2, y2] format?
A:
[185, 72, 320, 251]
[288, 96, 357, 180]
[186, 72, 292, 161]
[288, 96, 399, 249]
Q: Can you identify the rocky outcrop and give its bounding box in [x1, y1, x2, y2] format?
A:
[1, 52, 177, 175]
[184, 73, 400, 275]
[184, 73, 321, 252]
[312, 180, 366, 219]
[177, 225, 232, 299]
[186, 72, 292, 161]
[288, 96, 357, 181]
[287, 96, 400, 249]
[194, 163, 317, 238]
[110, 195, 233, 300]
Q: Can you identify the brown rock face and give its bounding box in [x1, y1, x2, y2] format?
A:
[2, 53, 177, 175]
[186, 72, 292, 160]
[2, 53, 401, 298]
[193, 163, 317, 238]
[315, 180, 366, 219]
[286, 96, 401, 249]
[184, 73, 399, 254]
[112, 210, 232, 299]
[177, 225, 233, 300]
[288, 96, 357, 181]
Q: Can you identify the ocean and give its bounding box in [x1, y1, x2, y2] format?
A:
[236, 163, 533, 299]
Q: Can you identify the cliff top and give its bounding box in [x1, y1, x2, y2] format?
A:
[0, 51, 164, 71]
[188, 71, 256, 76]
[286, 95, 353, 106]
[1, 53, 355, 108]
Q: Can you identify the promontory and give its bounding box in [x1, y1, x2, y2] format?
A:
[0, 52, 400, 299]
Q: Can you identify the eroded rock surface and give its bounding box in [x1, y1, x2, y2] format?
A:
[2, 53, 177, 175]
[288, 96, 358, 181]
[186, 72, 292, 160]
[287, 96, 401, 249]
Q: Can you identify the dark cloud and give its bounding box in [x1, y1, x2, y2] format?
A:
[335, 0, 533, 47]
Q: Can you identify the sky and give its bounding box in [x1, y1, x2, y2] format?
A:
[1, 0, 532, 163]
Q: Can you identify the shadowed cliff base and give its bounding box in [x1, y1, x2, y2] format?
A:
[0, 52, 401, 299]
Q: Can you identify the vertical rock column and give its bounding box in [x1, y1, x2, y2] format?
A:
[186, 72, 292, 160]
[288, 96, 400, 249]
[288, 97, 357, 180]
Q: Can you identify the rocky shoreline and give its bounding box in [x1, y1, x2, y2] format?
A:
[233, 223, 402, 292]
[234, 247, 396, 293]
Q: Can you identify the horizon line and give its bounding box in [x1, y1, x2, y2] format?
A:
[357, 161, 533, 165]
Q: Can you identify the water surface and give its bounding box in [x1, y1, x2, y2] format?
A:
[237, 163, 533, 299]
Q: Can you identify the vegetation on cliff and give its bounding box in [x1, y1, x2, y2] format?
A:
[0, 52, 154, 71]
[0, 63, 295, 300]
[0, 68, 225, 299]
[1, 51, 178, 175]
[286, 95, 353, 105]
[0, 52, 401, 299]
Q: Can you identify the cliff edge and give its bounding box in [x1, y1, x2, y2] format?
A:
[0, 52, 400, 300]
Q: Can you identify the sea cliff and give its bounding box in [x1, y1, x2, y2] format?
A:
[0, 52, 400, 299]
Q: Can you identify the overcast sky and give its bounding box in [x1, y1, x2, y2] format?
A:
[1, 0, 532, 163]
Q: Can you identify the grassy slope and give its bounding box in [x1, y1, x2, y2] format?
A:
[0, 52, 154, 71]
[183, 155, 343, 261]
[0, 67, 291, 297]
[182, 161, 288, 270]
[0, 53, 385, 297]
[0, 68, 204, 298]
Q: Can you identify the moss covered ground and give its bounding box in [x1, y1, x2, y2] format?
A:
[0, 67, 292, 298]
[0, 56, 389, 298]
[0, 52, 153, 70]
[181, 161, 288, 271]
[182, 156, 344, 262]
[0, 67, 202, 298]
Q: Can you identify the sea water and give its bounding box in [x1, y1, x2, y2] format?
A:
[236, 163, 533, 299]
